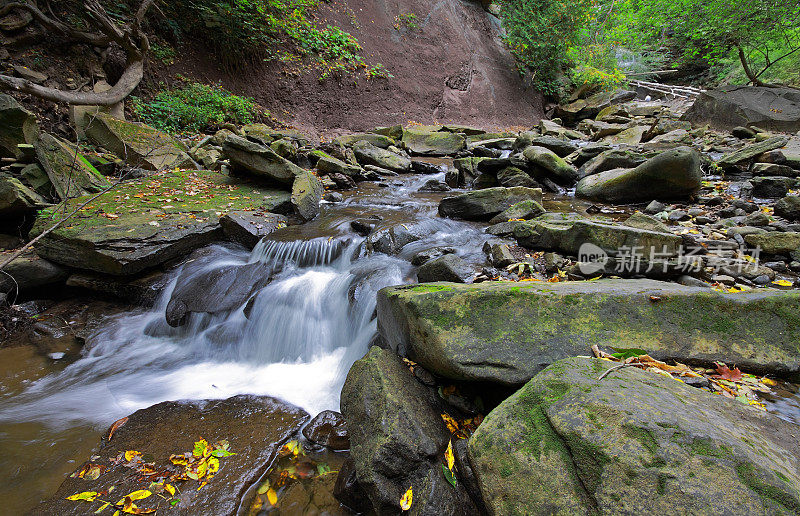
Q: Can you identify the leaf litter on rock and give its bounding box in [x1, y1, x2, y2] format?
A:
[592, 345, 775, 409]
[65, 438, 234, 513]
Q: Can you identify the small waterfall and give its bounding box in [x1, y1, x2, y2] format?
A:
[0, 236, 405, 427]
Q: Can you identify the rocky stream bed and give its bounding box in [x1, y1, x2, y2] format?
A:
[1, 86, 800, 515]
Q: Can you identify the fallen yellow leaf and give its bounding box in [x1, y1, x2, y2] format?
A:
[400, 485, 413, 511]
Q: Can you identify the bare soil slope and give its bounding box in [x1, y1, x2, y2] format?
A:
[176, 0, 543, 133]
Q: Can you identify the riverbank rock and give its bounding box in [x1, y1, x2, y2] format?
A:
[744, 232, 800, 255]
[775, 196, 800, 220]
[554, 90, 636, 125]
[37, 395, 309, 515]
[0, 250, 68, 294]
[85, 113, 190, 171]
[402, 127, 466, 156]
[469, 357, 800, 515]
[438, 187, 543, 221]
[0, 175, 45, 215]
[513, 216, 681, 257]
[683, 86, 800, 132]
[576, 147, 702, 203]
[0, 94, 39, 159]
[377, 279, 800, 385]
[417, 253, 473, 283]
[291, 170, 324, 221]
[340, 347, 478, 515]
[522, 146, 579, 185]
[31, 169, 290, 275]
[352, 141, 412, 172]
[35, 133, 110, 200]
[223, 134, 305, 185]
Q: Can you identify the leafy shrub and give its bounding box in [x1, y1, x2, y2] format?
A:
[499, 0, 592, 96]
[131, 82, 265, 133]
[162, 0, 365, 71]
[365, 63, 394, 80]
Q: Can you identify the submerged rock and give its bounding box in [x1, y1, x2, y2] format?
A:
[85, 113, 190, 171]
[303, 410, 350, 450]
[340, 347, 479, 515]
[377, 279, 800, 385]
[38, 395, 309, 515]
[469, 357, 800, 515]
[576, 147, 702, 203]
[438, 187, 543, 221]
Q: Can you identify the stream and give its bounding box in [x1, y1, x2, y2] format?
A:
[2, 164, 799, 514]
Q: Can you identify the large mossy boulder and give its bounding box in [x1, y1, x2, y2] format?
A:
[352, 141, 412, 172]
[522, 145, 579, 185]
[438, 187, 543, 221]
[513, 216, 681, 256]
[683, 86, 800, 132]
[31, 169, 290, 275]
[401, 127, 466, 156]
[340, 347, 479, 515]
[223, 134, 305, 186]
[469, 357, 800, 515]
[333, 133, 395, 149]
[38, 395, 309, 516]
[85, 113, 190, 171]
[0, 94, 39, 158]
[291, 170, 324, 221]
[376, 279, 800, 385]
[0, 175, 45, 215]
[34, 133, 110, 200]
[312, 150, 363, 177]
[576, 147, 702, 203]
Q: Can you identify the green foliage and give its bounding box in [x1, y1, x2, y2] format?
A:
[609, 0, 800, 85]
[365, 63, 394, 80]
[131, 82, 265, 134]
[162, 0, 366, 71]
[499, 0, 593, 95]
[150, 42, 176, 65]
[394, 13, 418, 30]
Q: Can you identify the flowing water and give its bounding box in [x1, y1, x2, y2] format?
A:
[2, 166, 799, 514]
[0, 167, 497, 513]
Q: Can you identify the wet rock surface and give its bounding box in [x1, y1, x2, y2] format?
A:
[340, 347, 479, 515]
[470, 357, 800, 515]
[378, 279, 800, 384]
[37, 395, 309, 515]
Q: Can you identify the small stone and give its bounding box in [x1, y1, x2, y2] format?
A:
[644, 200, 666, 215]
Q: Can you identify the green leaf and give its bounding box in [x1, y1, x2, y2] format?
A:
[610, 348, 647, 360]
[442, 464, 457, 488]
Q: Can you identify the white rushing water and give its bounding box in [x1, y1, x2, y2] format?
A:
[0, 168, 493, 431]
[0, 238, 407, 427]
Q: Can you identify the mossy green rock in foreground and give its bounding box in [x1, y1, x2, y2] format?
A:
[31, 169, 290, 275]
[85, 113, 190, 171]
[469, 357, 800, 515]
[377, 279, 800, 384]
